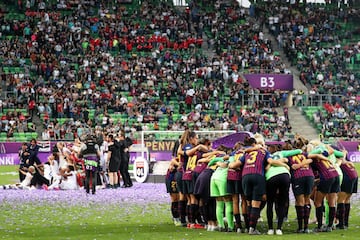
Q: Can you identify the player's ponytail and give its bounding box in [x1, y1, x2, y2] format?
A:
[180, 130, 190, 145]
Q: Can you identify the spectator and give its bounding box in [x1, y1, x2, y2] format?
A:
[28, 138, 41, 167]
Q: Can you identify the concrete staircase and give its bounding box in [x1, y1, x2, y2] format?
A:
[33, 111, 45, 140]
[261, 21, 319, 140]
[288, 107, 319, 141]
[262, 24, 309, 93]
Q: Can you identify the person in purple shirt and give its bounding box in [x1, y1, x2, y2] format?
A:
[238, 137, 270, 235]
[285, 143, 314, 233]
[178, 130, 208, 228]
[181, 131, 208, 228]
[165, 156, 180, 226]
[337, 153, 358, 229]
[193, 144, 228, 232]
[175, 131, 189, 227]
[307, 146, 339, 233]
[227, 142, 246, 233]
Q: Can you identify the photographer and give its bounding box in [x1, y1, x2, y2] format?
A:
[80, 135, 101, 194]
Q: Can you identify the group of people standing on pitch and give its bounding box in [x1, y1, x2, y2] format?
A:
[55, 130, 134, 193]
[105, 130, 134, 189]
[3, 130, 133, 193]
[166, 131, 358, 235]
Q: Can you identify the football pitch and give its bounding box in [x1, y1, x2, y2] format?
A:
[0, 165, 360, 240]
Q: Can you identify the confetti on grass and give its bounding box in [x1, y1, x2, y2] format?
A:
[1, 182, 359, 207]
[0, 183, 169, 206]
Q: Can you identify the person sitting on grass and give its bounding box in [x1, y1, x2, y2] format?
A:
[47, 165, 78, 190]
[3, 166, 36, 190]
[36, 153, 60, 190]
[59, 165, 79, 190]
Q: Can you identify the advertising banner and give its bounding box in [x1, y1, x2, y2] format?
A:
[348, 151, 360, 162]
[1, 139, 359, 164]
[212, 132, 254, 149]
[0, 153, 50, 165]
[338, 141, 359, 151]
[130, 151, 149, 164]
[0, 142, 53, 154]
[133, 157, 149, 183]
[243, 74, 293, 90]
[0, 153, 18, 165]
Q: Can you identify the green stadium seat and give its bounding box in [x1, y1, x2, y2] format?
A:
[25, 132, 33, 140]
[3, 67, 9, 74]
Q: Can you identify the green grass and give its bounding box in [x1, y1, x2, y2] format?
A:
[0, 165, 360, 239]
[1, 202, 360, 240]
[1, 204, 360, 240]
[0, 165, 20, 185]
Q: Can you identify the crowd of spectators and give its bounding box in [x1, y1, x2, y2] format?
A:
[313, 97, 360, 139]
[258, 1, 360, 93]
[0, 0, 296, 142]
[256, 1, 360, 139]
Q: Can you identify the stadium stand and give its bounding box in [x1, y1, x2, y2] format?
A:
[251, 0, 359, 141]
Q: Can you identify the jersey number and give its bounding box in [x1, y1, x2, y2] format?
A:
[246, 151, 258, 164]
[292, 154, 306, 164]
[321, 159, 332, 169]
[234, 153, 243, 161]
[186, 155, 198, 171]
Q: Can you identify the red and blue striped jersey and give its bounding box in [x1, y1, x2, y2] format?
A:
[311, 158, 338, 180]
[340, 162, 358, 180]
[241, 149, 270, 176]
[287, 153, 314, 179]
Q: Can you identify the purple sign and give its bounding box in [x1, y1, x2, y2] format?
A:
[212, 132, 254, 149]
[338, 141, 359, 152]
[337, 141, 360, 162]
[0, 153, 18, 165]
[0, 153, 50, 165]
[0, 142, 23, 153]
[1, 139, 359, 164]
[0, 142, 53, 154]
[244, 74, 293, 90]
[149, 151, 172, 161]
[130, 151, 149, 164]
[348, 151, 360, 162]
